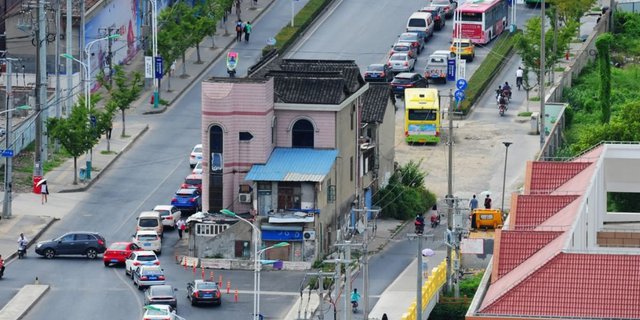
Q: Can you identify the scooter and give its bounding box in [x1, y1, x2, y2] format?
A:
[226, 51, 238, 78]
[18, 245, 26, 259]
[499, 103, 506, 117]
[414, 220, 425, 234]
[430, 213, 441, 228]
[351, 301, 358, 313]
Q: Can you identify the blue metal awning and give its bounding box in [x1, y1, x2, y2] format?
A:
[245, 148, 338, 182]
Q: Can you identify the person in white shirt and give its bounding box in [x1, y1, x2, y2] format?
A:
[516, 67, 524, 90]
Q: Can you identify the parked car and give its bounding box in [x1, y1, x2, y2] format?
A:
[180, 174, 202, 192]
[136, 211, 164, 237]
[153, 205, 182, 229]
[387, 53, 416, 73]
[171, 188, 202, 214]
[419, 6, 446, 31]
[389, 42, 417, 59]
[35, 232, 106, 259]
[103, 242, 141, 267]
[189, 144, 203, 168]
[125, 250, 160, 277]
[132, 230, 162, 255]
[390, 73, 428, 97]
[449, 38, 476, 62]
[186, 280, 222, 306]
[424, 50, 452, 84]
[397, 32, 425, 54]
[430, 0, 458, 18]
[142, 304, 177, 320]
[406, 12, 435, 41]
[192, 161, 202, 174]
[145, 285, 178, 310]
[363, 64, 394, 83]
[133, 265, 166, 289]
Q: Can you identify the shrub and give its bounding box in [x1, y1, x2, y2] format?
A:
[458, 31, 520, 115]
[375, 161, 437, 220]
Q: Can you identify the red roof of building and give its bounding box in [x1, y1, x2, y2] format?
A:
[481, 253, 640, 319]
[528, 162, 591, 194]
[496, 230, 563, 278]
[513, 194, 580, 228]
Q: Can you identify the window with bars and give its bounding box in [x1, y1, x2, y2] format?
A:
[195, 223, 229, 237]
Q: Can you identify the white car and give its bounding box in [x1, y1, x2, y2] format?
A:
[153, 205, 182, 229]
[125, 250, 160, 277]
[133, 265, 166, 289]
[388, 53, 416, 73]
[132, 230, 162, 255]
[189, 144, 203, 168]
[192, 161, 202, 174]
[142, 304, 177, 320]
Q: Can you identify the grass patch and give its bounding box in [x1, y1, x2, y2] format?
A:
[518, 111, 533, 117]
[529, 96, 541, 101]
[159, 98, 169, 106]
[100, 150, 118, 155]
[554, 67, 566, 72]
[458, 31, 520, 115]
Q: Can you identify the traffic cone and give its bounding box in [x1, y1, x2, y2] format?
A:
[227, 280, 231, 294]
[210, 271, 214, 282]
[234, 289, 239, 302]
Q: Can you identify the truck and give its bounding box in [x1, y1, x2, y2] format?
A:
[424, 50, 452, 84]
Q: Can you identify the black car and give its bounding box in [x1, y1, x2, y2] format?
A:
[35, 232, 107, 259]
[145, 285, 178, 310]
[430, 0, 458, 19]
[391, 73, 428, 97]
[187, 280, 222, 306]
[364, 64, 394, 82]
[420, 6, 446, 31]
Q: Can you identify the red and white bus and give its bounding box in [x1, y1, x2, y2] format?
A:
[452, 0, 508, 45]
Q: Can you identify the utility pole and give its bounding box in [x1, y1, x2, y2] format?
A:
[98, 27, 117, 86]
[333, 241, 362, 320]
[65, 0, 72, 117]
[407, 233, 433, 320]
[306, 271, 334, 320]
[34, 0, 48, 178]
[3, 57, 17, 220]
[352, 207, 379, 320]
[539, 0, 546, 149]
[446, 89, 454, 294]
[54, 0, 61, 151]
[551, 7, 557, 85]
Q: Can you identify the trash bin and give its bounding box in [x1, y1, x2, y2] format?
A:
[530, 112, 540, 134]
[79, 168, 86, 181]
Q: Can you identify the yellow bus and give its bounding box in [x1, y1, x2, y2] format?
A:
[404, 88, 441, 144]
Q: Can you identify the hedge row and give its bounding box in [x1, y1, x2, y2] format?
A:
[261, 0, 332, 56]
[458, 31, 520, 115]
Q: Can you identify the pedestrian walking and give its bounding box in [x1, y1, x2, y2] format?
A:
[40, 180, 49, 204]
[176, 219, 186, 239]
[235, 20, 243, 42]
[243, 21, 252, 42]
[235, 0, 242, 20]
[484, 194, 492, 209]
[469, 194, 478, 211]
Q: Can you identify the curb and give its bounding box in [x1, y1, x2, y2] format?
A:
[139, 0, 279, 115]
[58, 125, 150, 193]
[6, 217, 58, 262]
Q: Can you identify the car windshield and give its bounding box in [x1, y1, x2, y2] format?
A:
[138, 255, 157, 261]
[193, 146, 202, 153]
[138, 234, 158, 241]
[453, 42, 471, 48]
[390, 55, 406, 61]
[399, 34, 417, 41]
[367, 65, 385, 72]
[432, 0, 450, 5]
[143, 267, 162, 275]
[393, 77, 412, 84]
[197, 282, 218, 290]
[393, 45, 411, 52]
[151, 286, 174, 296]
[408, 18, 426, 28]
[156, 210, 170, 217]
[139, 219, 158, 227]
[146, 309, 169, 316]
[110, 243, 128, 250]
[185, 178, 201, 185]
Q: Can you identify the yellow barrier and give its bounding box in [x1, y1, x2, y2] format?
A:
[400, 259, 447, 320]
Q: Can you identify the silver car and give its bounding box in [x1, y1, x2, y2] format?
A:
[133, 265, 166, 290]
[387, 53, 416, 73]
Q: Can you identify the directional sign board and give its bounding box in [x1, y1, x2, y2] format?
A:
[155, 57, 163, 79]
[456, 79, 468, 90]
[454, 90, 465, 102]
[1, 149, 14, 157]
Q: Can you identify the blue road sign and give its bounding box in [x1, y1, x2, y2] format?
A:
[1, 149, 14, 157]
[447, 59, 456, 82]
[155, 57, 163, 79]
[90, 115, 97, 127]
[454, 90, 465, 102]
[456, 79, 468, 90]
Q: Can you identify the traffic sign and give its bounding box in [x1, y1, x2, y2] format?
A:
[90, 115, 97, 127]
[456, 79, 468, 90]
[1, 149, 14, 157]
[454, 90, 465, 102]
[155, 57, 163, 79]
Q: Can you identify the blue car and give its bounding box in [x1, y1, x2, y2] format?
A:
[171, 188, 201, 213]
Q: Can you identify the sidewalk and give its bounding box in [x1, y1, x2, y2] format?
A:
[0, 0, 276, 261]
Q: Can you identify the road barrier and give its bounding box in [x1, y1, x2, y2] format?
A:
[401, 259, 447, 320]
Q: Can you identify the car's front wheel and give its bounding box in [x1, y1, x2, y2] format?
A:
[44, 248, 55, 259]
[86, 248, 98, 259]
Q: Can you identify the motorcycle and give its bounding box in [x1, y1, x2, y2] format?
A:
[351, 301, 358, 313]
[414, 220, 425, 234]
[499, 103, 506, 116]
[430, 213, 440, 228]
[18, 244, 26, 259]
[503, 88, 512, 101]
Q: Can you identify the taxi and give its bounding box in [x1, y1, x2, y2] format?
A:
[449, 38, 475, 62]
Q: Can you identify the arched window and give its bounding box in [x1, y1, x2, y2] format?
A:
[209, 125, 223, 212]
[292, 119, 314, 148]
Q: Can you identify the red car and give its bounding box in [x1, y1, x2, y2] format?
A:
[103, 242, 141, 267]
[180, 173, 202, 192]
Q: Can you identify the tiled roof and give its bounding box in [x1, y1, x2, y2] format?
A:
[270, 72, 347, 104]
[529, 161, 591, 194]
[481, 253, 640, 319]
[279, 59, 365, 94]
[361, 83, 390, 123]
[513, 194, 579, 228]
[245, 148, 338, 182]
[496, 230, 563, 278]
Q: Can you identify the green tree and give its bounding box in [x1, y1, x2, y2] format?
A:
[97, 65, 142, 137]
[158, 3, 190, 77]
[596, 33, 613, 123]
[375, 160, 436, 220]
[548, 0, 595, 25]
[201, 0, 224, 49]
[47, 97, 102, 185]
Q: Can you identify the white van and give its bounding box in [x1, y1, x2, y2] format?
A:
[133, 230, 162, 255]
[136, 211, 164, 237]
[406, 12, 435, 41]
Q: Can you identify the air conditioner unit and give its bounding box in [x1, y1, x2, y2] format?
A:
[238, 193, 252, 203]
[303, 230, 316, 241]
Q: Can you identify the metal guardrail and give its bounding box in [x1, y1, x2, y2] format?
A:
[401, 259, 447, 320]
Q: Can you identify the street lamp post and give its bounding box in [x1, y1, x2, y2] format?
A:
[501, 142, 513, 217]
[256, 241, 290, 319]
[221, 209, 261, 320]
[148, 0, 159, 109]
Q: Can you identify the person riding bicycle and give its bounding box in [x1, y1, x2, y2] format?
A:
[516, 67, 523, 89]
[350, 288, 361, 306]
